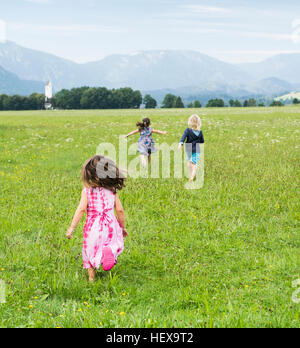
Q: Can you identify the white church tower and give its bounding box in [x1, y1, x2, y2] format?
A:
[45, 81, 53, 110]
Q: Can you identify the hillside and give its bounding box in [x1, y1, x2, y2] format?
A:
[84, 50, 251, 90]
[0, 41, 300, 97]
[239, 54, 300, 84]
[0, 65, 44, 95]
[275, 91, 300, 101]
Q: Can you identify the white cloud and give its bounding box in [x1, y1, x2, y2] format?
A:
[38, 24, 124, 33]
[181, 5, 231, 14]
[158, 3, 231, 20]
[240, 31, 292, 41]
[168, 27, 219, 34]
[9, 23, 126, 34]
[292, 18, 300, 29]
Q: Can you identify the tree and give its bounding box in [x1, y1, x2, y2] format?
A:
[258, 102, 265, 107]
[248, 98, 257, 107]
[54, 87, 98, 109]
[162, 94, 177, 108]
[70, 87, 89, 109]
[230, 99, 242, 107]
[193, 100, 202, 108]
[94, 87, 111, 109]
[79, 87, 142, 110]
[132, 90, 143, 109]
[0, 94, 44, 110]
[54, 89, 74, 109]
[187, 100, 201, 108]
[0, 86, 144, 111]
[243, 98, 257, 107]
[80, 88, 98, 109]
[80, 87, 111, 109]
[270, 100, 284, 107]
[111, 88, 139, 109]
[143, 94, 157, 109]
[293, 98, 300, 104]
[174, 96, 184, 108]
[206, 98, 225, 107]
[28, 93, 45, 110]
[4, 95, 28, 110]
[0, 94, 9, 110]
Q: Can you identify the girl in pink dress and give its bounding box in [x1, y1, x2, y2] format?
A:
[66, 155, 128, 282]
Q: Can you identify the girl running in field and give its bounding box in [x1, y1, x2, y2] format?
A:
[66, 155, 128, 282]
[178, 114, 205, 182]
[125, 118, 167, 167]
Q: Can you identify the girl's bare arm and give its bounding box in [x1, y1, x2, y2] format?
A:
[66, 189, 88, 239]
[152, 129, 167, 135]
[125, 129, 139, 138]
[115, 194, 128, 237]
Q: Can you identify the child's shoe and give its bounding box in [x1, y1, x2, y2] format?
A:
[102, 247, 115, 271]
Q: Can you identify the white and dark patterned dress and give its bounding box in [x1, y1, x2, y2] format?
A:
[138, 127, 157, 156]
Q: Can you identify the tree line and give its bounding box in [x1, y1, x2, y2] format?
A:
[161, 94, 293, 108]
[1, 88, 299, 111]
[54, 87, 143, 109]
[0, 93, 45, 110]
[0, 87, 145, 111]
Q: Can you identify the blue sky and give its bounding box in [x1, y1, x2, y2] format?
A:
[1, 0, 300, 63]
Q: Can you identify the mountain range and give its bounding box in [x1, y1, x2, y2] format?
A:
[0, 65, 43, 95]
[0, 41, 300, 99]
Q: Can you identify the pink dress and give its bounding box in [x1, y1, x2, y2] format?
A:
[82, 187, 124, 269]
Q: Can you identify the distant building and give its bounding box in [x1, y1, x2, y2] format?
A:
[45, 81, 53, 110]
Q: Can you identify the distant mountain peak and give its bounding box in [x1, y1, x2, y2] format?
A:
[0, 41, 299, 96]
[0, 64, 44, 95]
[239, 54, 300, 84]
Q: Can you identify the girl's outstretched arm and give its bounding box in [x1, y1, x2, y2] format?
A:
[66, 189, 88, 239]
[125, 129, 139, 138]
[115, 194, 128, 237]
[152, 129, 167, 135]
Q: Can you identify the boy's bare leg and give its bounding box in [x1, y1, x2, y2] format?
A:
[187, 161, 193, 180]
[190, 163, 198, 182]
[88, 268, 95, 282]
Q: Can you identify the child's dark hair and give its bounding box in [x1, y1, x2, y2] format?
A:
[136, 117, 151, 130]
[82, 155, 126, 193]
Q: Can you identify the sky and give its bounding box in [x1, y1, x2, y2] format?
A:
[0, 0, 300, 64]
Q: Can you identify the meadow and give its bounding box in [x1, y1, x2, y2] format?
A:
[0, 107, 299, 328]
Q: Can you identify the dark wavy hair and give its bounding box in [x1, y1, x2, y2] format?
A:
[81, 155, 126, 193]
[136, 117, 151, 130]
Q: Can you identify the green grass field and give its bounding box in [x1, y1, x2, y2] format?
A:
[0, 107, 299, 328]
